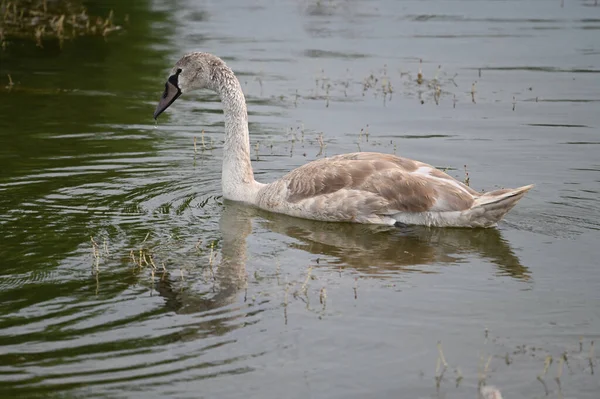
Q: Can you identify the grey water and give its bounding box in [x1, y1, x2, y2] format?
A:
[0, 0, 599, 398]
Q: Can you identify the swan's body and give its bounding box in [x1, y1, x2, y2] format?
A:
[154, 52, 532, 228]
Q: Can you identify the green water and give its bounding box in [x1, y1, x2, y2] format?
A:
[1, 0, 599, 398]
[1, 1, 165, 265]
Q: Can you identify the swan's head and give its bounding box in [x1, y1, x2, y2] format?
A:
[153, 52, 226, 119]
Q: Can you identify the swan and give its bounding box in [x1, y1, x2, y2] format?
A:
[153, 52, 533, 227]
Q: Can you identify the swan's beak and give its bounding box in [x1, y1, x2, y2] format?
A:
[154, 79, 181, 119]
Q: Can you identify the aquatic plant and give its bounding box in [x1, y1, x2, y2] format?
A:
[0, 0, 122, 49]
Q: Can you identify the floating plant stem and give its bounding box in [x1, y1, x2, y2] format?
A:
[150, 268, 155, 295]
[435, 341, 448, 391]
[149, 254, 157, 270]
[590, 341, 595, 375]
[555, 353, 565, 392]
[537, 355, 552, 396]
[319, 287, 327, 313]
[283, 281, 290, 325]
[208, 241, 216, 280]
[130, 249, 137, 268]
[90, 236, 100, 273]
[300, 266, 313, 296]
[478, 354, 492, 387]
[455, 367, 463, 388]
[437, 341, 448, 368]
[316, 133, 325, 157]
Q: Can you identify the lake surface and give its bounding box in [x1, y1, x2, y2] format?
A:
[1, 0, 599, 397]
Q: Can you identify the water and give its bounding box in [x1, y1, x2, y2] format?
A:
[1, 0, 599, 397]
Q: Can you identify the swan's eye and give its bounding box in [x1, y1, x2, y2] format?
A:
[176, 68, 182, 75]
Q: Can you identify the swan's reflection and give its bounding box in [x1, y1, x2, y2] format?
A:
[244, 202, 530, 280]
[157, 200, 529, 314]
[155, 202, 254, 315]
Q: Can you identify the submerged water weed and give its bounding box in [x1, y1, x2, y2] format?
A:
[306, 59, 460, 107]
[316, 132, 326, 157]
[589, 340, 595, 375]
[464, 164, 470, 186]
[90, 236, 101, 275]
[537, 354, 553, 395]
[433, 332, 598, 398]
[5, 73, 14, 89]
[435, 341, 449, 391]
[193, 129, 214, 159]
[0, 0, 122, 49]
[356, 124, 370, 152]
[124, 230, 225, 295]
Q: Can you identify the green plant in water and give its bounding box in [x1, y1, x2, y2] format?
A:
[0, 0, 122, 49]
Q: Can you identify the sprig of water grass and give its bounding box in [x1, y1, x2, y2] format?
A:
[1, 0, 122, 49]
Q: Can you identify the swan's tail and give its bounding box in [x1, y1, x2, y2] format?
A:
[468, 184, 534, 227]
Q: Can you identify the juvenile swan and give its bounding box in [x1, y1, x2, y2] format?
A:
[154, 52, 533, 227]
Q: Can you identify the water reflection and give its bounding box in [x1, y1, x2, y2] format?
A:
[197, 202, 531, 285]
[256, 206, 530, 280]
[156, 203, 252, 315]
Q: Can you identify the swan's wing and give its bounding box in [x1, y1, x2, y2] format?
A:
[281, 152, 479, 214]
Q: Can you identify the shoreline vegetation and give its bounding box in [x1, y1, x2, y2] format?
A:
[0, 0, 123, 49]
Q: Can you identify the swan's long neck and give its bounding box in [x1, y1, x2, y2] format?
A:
[215, 67, 261, 203]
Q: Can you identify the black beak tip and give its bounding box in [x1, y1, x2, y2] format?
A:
[153, 102, 165, 120]
[153, 79, 181, 121]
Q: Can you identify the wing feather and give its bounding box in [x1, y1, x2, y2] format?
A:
[282, 152, 476, 214]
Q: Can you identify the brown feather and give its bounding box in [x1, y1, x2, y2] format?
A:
[282, 152, 473, 215]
